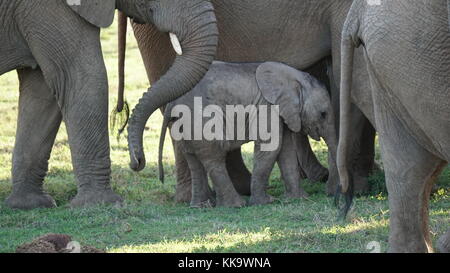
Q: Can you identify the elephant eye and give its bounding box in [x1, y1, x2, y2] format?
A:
[321, 111, 327, 119]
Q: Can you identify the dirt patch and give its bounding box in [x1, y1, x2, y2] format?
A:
[16, 233, 105, 253]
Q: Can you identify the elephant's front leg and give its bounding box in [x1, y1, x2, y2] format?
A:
[64, 70, 122, 207]
[294, 133, 328, 183]
[249, 142, 280, 206]
[18, 4, 122, 207]
[5, 68, 61, 209]
[277, 130, 309, 199]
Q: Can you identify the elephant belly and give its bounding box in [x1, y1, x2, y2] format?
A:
[0, 46, 37, 76]
[213, 0, 334, 70]
[0, 2, 38, 75]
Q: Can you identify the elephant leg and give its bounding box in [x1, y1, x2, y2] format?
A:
[351, 116, 377, 194]
[226, 149, 251, 195]
[5, 68, 61, 210]
[278, 130, 308, 199]
[294, 134, 328, 183]
[184, 153, 214, 208]
[330, 45, 376, 196]
[437, 229, 450, 253]
[201, 156, 245, 208]
[173, 140, 192, 203]
[20, 3, 122, 207]
[374, 93, 445, 252]
[380, 133, 445, 253]
[327, 103, 373, 195]
[173, 142, 251, 202]
[249, 143, 279, 206]
[65, 70, 122, 207]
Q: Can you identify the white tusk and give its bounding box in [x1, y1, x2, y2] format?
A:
[66, 241, 81, 253]
[169, 33, 183, 56]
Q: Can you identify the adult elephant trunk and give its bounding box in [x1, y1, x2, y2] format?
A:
[127, 3, 219, 171]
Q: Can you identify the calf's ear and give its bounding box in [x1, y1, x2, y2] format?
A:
[256, 62, 303, 133]
[67, 0, 116, 28]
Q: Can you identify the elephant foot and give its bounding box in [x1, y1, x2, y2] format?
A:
[308, 168, 329, 183]
[326, 175, 339, 196]
[249, 193, 275, 206]
[70, 188, 123, 208]
[190, 198, 215, 208]
[284, 189, 309, 199]
[175, 178, 192, 203]
[5, 191, 56, 210]
[190, 190, 216, 208]
[216, 194, 246, 208]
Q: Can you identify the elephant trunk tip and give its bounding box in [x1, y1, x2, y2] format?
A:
[128, 137, 146, 172]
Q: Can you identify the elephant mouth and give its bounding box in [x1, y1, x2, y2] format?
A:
[308, 128, 321, 141]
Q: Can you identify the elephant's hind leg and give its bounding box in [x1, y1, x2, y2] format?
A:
[375, 96, 446, 252]
[381, 136, 445, 252]
[202, 156, 246, 208]
[184, 153, 215, 208]
[226, 149, 252, 196]
[5, 68, 61, 209]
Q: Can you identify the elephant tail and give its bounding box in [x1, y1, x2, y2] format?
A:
[336, 3, 362, 219]
[158, 106, 172, 184]
[110, 11, 130, 137]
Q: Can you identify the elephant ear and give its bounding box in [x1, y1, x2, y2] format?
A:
[256, 62, 303, 133]
[67, 0, 115, 28]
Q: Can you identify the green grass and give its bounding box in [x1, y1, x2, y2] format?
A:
[0, 18, 448, 253]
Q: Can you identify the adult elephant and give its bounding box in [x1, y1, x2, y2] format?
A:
[338, 0, 449, 253]
[0, 0, 218, 209]
[121, 0, 377, 200]
[448, 0, 450, 30]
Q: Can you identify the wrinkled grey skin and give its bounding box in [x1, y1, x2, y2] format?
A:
[448, 0, 450, 31]
[126, 0, 219, 173]
[158, 62, 337, 208]
[0, 0, 218, 209]
[128, 0, 377, 202]
[437, 229, 450, 253]
[338, 0, 450, 253]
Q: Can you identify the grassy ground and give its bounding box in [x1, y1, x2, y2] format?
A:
[0, 19, 448, 253]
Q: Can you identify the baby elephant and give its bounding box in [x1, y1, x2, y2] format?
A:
[159, 61, 337, 208]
